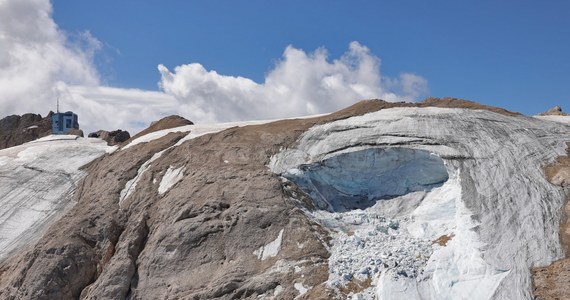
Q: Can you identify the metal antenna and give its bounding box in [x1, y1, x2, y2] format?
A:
[56, 95, 60, 113]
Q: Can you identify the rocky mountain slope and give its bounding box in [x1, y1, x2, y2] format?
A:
[0, 98, 569, 299]
[0, 112, 53, 150]
[536, 106, 570, 125]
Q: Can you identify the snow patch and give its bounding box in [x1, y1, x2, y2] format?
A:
[119, 150, 165, 207]
[254, 229, 284, 260]
[122, 125, 193, 150]
[273, 285, 283, 296]
[158, 166, 186, 195]
[105, 145, 118, 154]
[294, 282, 310, 298]
[33, 134, 79, 142]
[125, 120, 273, 150]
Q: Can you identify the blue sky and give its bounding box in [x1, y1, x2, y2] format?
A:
[52, 0, 570, 115]
[1, 0, 568, 133]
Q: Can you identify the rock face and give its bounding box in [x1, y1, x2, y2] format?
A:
[0, 112, 53, 150]
[128, 115, 193, 142]
[88, 130, 131, 145]
[0, 98, 569, 300]
[540, 105, 568, 116]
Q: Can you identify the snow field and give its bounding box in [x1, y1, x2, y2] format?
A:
[534, 115, 570, 125]
[0, 135, 112, 262]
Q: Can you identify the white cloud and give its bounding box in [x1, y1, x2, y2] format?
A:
[0, 0, 428, 136]
[0, 0, 178, 134]
[158, 41, 429, 124]
[60, 84, 179, 135]
[0, 0, 99, 113]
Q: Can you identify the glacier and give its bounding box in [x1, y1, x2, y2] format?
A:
[0, 135, 113, 262]
[270, 107, 570, 299]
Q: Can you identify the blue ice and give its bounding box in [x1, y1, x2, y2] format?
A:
[284, 148, 449, 212]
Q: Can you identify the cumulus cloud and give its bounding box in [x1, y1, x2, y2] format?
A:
[0, 0, 178, 134]
[159, 42, 428, 123]
[0, 0, 99, 113]
[59, 84, 179, 134]
[0, 0, 428, 135]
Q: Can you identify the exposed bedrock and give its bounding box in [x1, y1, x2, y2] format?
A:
[0, 112, 53, 150]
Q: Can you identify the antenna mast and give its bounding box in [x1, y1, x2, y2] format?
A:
[56, 96, 60, 113]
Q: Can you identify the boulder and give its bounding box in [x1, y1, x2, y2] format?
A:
[540, 105, 568, 116]
[88, 129, 131, 145]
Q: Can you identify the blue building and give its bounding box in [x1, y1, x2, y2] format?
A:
[52, 111, 79, 134]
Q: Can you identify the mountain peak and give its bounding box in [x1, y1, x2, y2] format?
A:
[0, 100, 570, 299]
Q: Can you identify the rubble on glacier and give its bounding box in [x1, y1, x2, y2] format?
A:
[279, 147, 451, 297]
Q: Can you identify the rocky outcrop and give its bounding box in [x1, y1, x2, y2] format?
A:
[1, 98, 569, 300]
[128, 115, 193, 142]
[539, 105, 568, 116]
[0, 112, 53, 150]
[88, 130, 131, 145]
